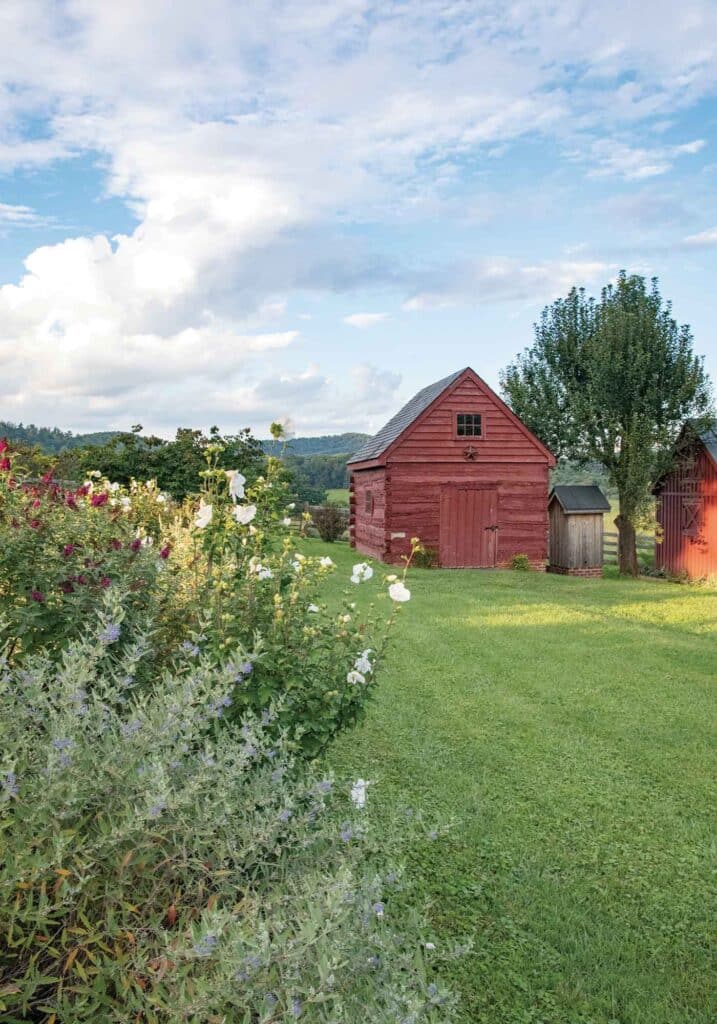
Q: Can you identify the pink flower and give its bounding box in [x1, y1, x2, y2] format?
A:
[0, 457, 11, 472]
[75, 484, 90, 497]
[130, 538, 142, 553]
[110, 539, 122, 550]
[91, 493, 108, 507]
[30, 590, 44, 603]
[160, 544, 171, 559]
[0, 438, 8, 453]
[29, 519, 41, 530]
[75, 574, 88, 586]
[65, 494, 77, 509]
[32, 499, 41, 509]
[100, 576, 111, 588]
[63, 544, 76, 557]
[59, 580, 74, 594]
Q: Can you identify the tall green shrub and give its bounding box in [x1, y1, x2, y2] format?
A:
[0, 605, 457, 1023]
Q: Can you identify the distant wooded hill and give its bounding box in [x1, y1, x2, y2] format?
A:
[0, 421, 119, 453]
[260, 433, 370, 456]
[0, 423, 370, 458]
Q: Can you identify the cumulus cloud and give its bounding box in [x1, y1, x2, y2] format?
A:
[579, 138, 706, 180]
[343, 312, 390, 329]
[198, 362, 402, 435]
[403, 259, 610, 311]
[683, 227, 717, 248]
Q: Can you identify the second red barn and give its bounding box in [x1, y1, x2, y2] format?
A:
[348, 367, 555, 568]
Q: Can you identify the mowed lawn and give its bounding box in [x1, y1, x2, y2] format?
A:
[303, 539, 717, 1024]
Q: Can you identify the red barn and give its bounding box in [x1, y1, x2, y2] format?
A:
[347, 367, 555, 568]
[654, 424, 717, 579]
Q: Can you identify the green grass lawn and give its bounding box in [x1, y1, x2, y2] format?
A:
[306, 540, 716, 1024]
[325, 487, 349, 506]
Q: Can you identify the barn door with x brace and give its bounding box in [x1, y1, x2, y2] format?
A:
[439, 485, 498, 567]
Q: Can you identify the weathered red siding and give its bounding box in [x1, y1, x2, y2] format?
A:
[350, 369, 553, 568]
[349, 467, 387, 560]
[655, 445, 717, 579]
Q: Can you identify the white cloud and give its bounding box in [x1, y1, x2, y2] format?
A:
[403, 259, 610, 311]
[582, 138, 706, 181]
[343, 312, 390, 329]
[0, 202, 53, 229]
[683, 227, 717, 248]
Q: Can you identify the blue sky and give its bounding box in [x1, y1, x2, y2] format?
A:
[1, 1, 716, 436]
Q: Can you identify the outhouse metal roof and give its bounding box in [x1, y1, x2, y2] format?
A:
[347, 368, 466, 465]
[549, 485, 611, 514]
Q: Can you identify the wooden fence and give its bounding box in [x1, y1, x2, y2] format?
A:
[603, 531, 653, 565]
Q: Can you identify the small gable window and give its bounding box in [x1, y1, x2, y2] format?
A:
[364, 490, 374, 516]
[457, 413, 482, 437]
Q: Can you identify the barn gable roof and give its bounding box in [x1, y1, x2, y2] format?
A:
[549, 485, 610, 514]
[348, 366, 555, 467]
[347, 368, 465, 465]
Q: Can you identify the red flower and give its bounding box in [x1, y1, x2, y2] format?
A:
[29, 519, 41, 530]
[66, 494, 77, 509]
[160, 544, 171, 559]
[63, 544, 76, 557]
[0, 457, 11, 472]
[100, 576, 111, 588]
[75, 484, 90, 497]
[59, 580, 75, 594]
[110, 539, 122, 550]
[30, 590, 45, 603]
[41, 469, 54, 484]
[0, 438, 8, 453]
[32, 499, 42, 509]
[130, 538, 142, 553]
[75, 574, 88, 585]
[91, 493, 108, 507]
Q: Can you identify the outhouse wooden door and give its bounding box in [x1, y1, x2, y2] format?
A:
[439, 485, 498, 567]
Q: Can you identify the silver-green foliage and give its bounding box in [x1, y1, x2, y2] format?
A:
[0, 601, 456, 1023]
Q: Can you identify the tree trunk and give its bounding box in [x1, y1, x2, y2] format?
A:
[615, 504, 638, 577]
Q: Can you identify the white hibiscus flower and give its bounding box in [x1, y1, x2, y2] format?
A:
[388, 580, 411, 602]
[232, 504, 257, 525]
[226, 470, 246, 502]
[194, 501, 213, 528]
[354, 649, 373, 675]
[350, 562, 373, 584]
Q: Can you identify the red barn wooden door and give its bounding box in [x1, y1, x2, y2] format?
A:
[439, 486, 498, 567]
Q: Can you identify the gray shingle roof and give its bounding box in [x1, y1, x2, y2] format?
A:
[347, 368, 467, 465]
[549, 485, 611, 513]
[700, 424, 717, 463]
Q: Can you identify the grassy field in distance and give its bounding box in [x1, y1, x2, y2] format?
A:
[326, 488, 349, 506]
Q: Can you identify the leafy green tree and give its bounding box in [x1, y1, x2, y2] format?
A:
[500, 272, 713, 575]
[71, 426, 265, 500]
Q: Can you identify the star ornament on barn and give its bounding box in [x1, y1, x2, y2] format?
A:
[463, 444, 478, 460]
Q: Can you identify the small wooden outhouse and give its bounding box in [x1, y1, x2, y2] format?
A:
[548, 485, 610, 577]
